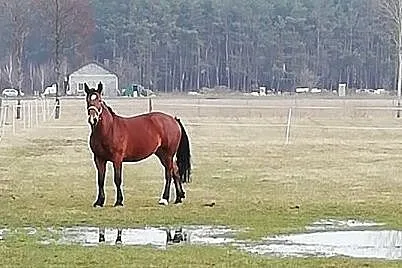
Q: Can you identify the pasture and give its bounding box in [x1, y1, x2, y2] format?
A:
[0, 96, 401, 267]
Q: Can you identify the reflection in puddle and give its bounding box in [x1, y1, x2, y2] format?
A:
[242, 230, 402, 260]
[43, 225, 237, 249]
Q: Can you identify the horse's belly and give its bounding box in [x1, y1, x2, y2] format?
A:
[123, 149, 154, 162]
[123, 139, 158, 162]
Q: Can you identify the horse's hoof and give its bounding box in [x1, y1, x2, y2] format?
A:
[93, 202, 104, 208]
[174, 199, 183, 204]
[158, 198, 169, 205]
[114, 202, 124, 207]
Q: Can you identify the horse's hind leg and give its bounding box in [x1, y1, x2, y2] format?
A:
[156, 149, 173, 205]
[172, 163, 185, 204]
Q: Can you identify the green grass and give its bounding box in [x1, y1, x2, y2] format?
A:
[2, 239, 402, 268]
[0, 97, 401, 267]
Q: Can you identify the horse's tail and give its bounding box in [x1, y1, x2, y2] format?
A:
[175, 117, 191, 183]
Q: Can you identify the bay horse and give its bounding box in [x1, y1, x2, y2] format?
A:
[85, 82, 191, 207]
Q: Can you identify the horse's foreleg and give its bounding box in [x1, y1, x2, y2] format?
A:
[94, 156, 106, 207]
[113, 161, 124, 206]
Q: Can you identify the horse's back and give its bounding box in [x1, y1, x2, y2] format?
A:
[123, 111, 178, 134]
[120, 111, 181, 159]
[144, 112, 182, 149]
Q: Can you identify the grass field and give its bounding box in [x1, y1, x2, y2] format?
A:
[0, 96, 401, 267]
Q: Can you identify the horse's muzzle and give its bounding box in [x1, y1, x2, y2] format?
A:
[88, 115, 98, 126]
[87, 106, 102, 127]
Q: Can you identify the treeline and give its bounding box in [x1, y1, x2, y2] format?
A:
[0, 0, 396, 94]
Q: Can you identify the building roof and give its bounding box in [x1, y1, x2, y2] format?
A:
[69, 62, 117, 77]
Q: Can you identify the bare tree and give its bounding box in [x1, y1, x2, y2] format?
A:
[37, 0, 93, 98]
[380, 0, 402, 117]
[2, 0, 33, 94]
[3, 55, 13, 88]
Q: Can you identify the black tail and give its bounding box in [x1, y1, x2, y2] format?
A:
[175, 117, 191, 183]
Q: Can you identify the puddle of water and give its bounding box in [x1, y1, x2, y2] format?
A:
[41, 225, 238, 249]
[0, 228, 8, 240]
[306, 219, 385, 231]
[1, 219, 401, 260]
[241, 219, 401, 260]
[242, 230, 402, 260]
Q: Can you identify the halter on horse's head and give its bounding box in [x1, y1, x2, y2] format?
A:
[85, 82, 103, 127]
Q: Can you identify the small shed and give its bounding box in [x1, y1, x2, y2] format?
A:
[67, 62, 118, 96]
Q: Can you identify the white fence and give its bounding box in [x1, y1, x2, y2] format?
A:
[0, 98, 56, 142]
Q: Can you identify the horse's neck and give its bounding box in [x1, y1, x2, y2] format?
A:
[92, 103, 114, 136]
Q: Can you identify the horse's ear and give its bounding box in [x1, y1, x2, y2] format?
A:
[97, 82, 103, 94]
[84, 83, 90, 95]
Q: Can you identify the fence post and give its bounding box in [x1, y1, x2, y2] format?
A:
[28, 102, 32, 128]
[55, 98, 60, 119]
[23, 103, 26, 129]
[12, 104, 16, 135]
[42, 99, 46, 122]
[28, 102, 30, 128]
[148, 98, 153, 112]
[1, 105, 9, 138]
[0, 106, 3, 128]
[285, 107, 292, 145]
[0, 107, 4, 140]
[0, 106, 3, 129]
[47, 99, 50, 118]
[197, 98, 201, 117]
[35, 100, 39, 127]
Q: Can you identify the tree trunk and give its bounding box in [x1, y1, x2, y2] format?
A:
[6, 55, 13, 87]
[30, 63, 34, 94]
[164, 50, 168, 92]
[215, 42, 220, 86]
[225, 28, 230, 89]
[15, 33, 25, 93]
[397, 25, 402, 117]
[197, 43, 201, 90]
[171, 61, 176, 92]
[54, 0, 61, 99]
[41, 65, 45, 91]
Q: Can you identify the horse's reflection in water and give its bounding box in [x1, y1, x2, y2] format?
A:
[166, 227, 187, 244]
[99, 228, 105, 243]
[97, 227, 187, 245]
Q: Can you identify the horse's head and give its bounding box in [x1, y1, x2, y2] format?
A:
[85, 82, 103, 127]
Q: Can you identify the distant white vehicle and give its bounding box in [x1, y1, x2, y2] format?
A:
[310, 88, 322, 93]
[295, 87, 309, 93]
[2, 88, 24, 97]
[188, 91, 200, 96]
[374, 88, 386, 95]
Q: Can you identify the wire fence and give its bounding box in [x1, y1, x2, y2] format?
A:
[1, 97, 402, 145]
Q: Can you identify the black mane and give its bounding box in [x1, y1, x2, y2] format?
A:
[103, 101, 116, 116]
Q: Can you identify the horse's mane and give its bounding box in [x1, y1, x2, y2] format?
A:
[102, 101, 116, 116]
